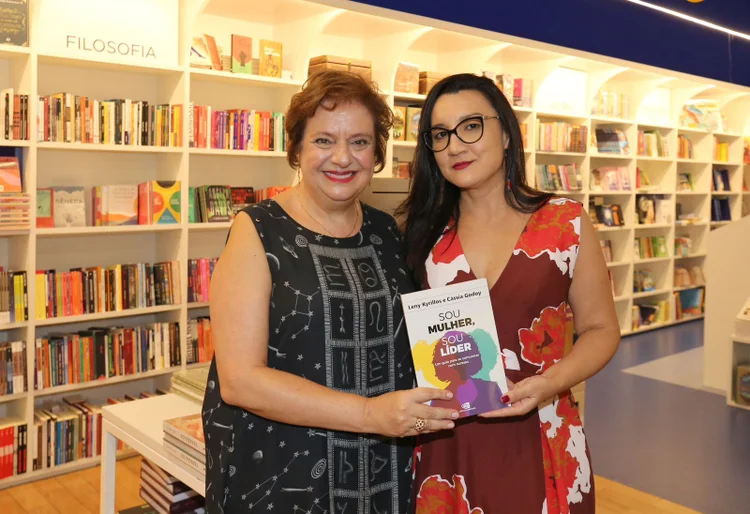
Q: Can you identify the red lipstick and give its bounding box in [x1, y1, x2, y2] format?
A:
[323, 170, 356, 183]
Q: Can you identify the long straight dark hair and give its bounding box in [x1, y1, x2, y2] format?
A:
[395, 73, 553, 288]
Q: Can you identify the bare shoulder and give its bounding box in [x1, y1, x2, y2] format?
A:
[211, 210, 271, 299]
[209, 209, 274, 396]
[570, 199, 610, 281]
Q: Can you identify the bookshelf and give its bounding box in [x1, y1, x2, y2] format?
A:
[0, 0, 749, 487]
[703, 215, 750, 405]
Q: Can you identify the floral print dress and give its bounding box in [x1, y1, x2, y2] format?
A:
[412, 196, 595, 514]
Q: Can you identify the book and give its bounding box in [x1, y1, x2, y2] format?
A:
[0, 156, 21, 192]
[51, 186, 85, 227]
[259, 40, 282, 78]
[0, 0, 28, 47]
[163, 413, 205, 455]
[139, 181, 181, 224]
[119, 505, 158, 514]
[202, 34, 222, 71]
[36, 188, 53, 228]
[401, 278, 509, 418]
[93, 185, 139, 226]
[231, 35, 252, 74]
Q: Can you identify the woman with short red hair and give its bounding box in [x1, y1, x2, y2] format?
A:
[201, 70, 457, 514]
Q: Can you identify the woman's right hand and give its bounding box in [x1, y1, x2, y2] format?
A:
[363, 388, 459, 437]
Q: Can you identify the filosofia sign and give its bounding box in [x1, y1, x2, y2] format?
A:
[36, 0, 178, 66]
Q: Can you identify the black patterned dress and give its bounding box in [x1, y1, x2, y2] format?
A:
[201, 199, 417, 514]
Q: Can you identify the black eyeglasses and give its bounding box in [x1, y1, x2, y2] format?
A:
[423, 115, 501, 152]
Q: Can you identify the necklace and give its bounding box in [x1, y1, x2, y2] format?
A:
[296, 186, 361, 238]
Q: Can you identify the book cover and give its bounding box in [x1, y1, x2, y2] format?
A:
[189, 36, 212, 69]
[231, 34, 252, 74]
[0, 0, 28, 47]
[202, 34, 223, 71]
[163, 413, 205, 453]
[102, 185, 138, 226]
[230, 186, 254, 217]
[151, 181, 181, 224]
[0, 156, 21, 192]
[259, 40, 282, 78]
[36, 188, 53, 228]
[392, 106, 405, 141]
[405, 106, 421, 142]
[402, 278, 509, 418]
[51, 186, 85, 227]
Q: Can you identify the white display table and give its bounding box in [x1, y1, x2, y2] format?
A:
[99, 394, 205, 514]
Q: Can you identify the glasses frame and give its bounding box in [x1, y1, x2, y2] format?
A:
[422, 115, 501, 152]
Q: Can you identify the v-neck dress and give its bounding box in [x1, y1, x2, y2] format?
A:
[412, 196, 595, 514]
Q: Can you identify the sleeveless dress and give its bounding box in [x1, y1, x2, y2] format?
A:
[201, 199, 417, 514]
[412, 196, 595, 514]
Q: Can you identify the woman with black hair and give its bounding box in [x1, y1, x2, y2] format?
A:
[396, 73, 620, 513]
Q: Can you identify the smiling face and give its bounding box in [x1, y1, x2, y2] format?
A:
[428, 89, 507, 192]
[299, 99, 376, 206]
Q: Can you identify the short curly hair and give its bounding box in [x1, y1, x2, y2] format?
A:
[285, 70, 393, 172]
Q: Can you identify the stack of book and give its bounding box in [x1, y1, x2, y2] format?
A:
[169, 368, 209, 403]
[162, 413, 205, 481]
[138, 458, 205, 514]
[0, 193, 30, 229]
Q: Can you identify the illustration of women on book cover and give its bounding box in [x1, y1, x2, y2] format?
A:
[413, 329, 507, 417]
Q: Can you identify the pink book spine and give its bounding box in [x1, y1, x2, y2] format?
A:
[201, 259, 209, 302]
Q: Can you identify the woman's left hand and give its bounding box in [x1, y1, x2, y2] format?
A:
[479, 374, 560, 418]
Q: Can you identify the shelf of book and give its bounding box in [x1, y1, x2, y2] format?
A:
[34, 367, 180, 398]
[36, 142, 184, 154]
[0, 392, 26, 405]
[729, 328, 750, 411]
[190, 67, 303, 88]
[0, 140, 30, 148]
[188, 222, 232, 231]
[34, 304, 182, 327]
[623, 314, 706, 336]
[188, 148, 287, 157]
[36, 225, 183, 236]
[0, 321, 28, 330]
[0, 0, 748, 488]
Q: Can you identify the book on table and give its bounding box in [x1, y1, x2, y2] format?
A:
[135, 458, 206, 514]
[402, 278, 510, 418]
[162, 413, 206, 479]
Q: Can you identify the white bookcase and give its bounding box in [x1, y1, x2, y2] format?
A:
[0, 0, 749, 488]
[703, 215, 750, 401]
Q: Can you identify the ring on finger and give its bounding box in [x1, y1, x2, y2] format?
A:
[414, 417, 427, 432]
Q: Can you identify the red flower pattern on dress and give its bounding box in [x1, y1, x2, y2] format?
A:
[540, 392, 586, 514]
[431, 227, 461, 265]
[416, 474, 485, 514]
[541, 435, 560, 514]
[426, 226, 471, 289]
[518, 302, 568, 371]
[516, 198, 580, 258]
[413, 445, 423, 480]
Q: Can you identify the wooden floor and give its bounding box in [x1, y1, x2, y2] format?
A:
[0, 458, 701, 514]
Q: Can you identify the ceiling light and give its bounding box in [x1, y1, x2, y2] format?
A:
[624, 0, 750, 41]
